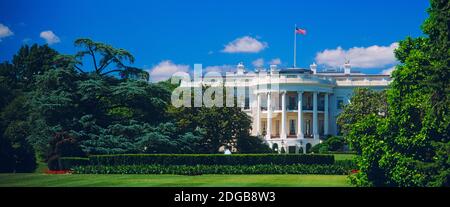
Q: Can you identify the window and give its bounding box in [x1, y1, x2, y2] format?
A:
[275, 120, 280, 136]
[319, 120, 324, 136]
[304, 94, 312, 110]
[319, 96, 325, 111]
[244, 97, 250, 109]
[289, 120, 296, 135]
[305, 120, 311, 137]
[262, 121, 267, 136]
[288, 96, 297, 110]
[288, 146, 296, 154]
[306, 143, 312, 153]
[244, 87, 250, 109]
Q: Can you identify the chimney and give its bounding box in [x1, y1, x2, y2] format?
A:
[270, 65, 278, 74]
[310, 62, 317, 74]
[344, 61, 351, 75]
[236, 62, 245, 75]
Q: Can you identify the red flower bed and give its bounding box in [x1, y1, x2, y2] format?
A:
[45, 170, 72, 174]
[350, 169, 360, 174]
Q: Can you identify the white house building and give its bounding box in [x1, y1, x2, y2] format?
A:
[179, 62, 391, 154]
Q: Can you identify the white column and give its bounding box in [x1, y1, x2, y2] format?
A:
[256, 93, 261, 136]
[313, 92, 319, 140]
[297, 91, 304, 138]
[281, 92, 287, 139]
[266, 92, 272, 140]
[324, 93, 329, 136]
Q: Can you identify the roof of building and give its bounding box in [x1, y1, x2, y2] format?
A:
[278, 68, 313, 74]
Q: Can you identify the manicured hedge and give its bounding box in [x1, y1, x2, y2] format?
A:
[59, 154, 339, 170]
[59, 157, 90, 170]
[87, 154, 335, 166]
[72, 164, 351, 175]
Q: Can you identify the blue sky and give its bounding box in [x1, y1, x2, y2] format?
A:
[0, 0, 429, 81]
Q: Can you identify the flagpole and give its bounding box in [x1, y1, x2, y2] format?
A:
[294, 24, 297, 68]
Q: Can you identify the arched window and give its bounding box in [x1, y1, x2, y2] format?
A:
[306, 143, 312, 154]
[272, 143, 279, 152]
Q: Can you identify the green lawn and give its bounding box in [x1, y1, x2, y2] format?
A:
[0, 174, 351, 187]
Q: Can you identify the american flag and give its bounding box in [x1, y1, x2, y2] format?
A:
[295, 27, 307, 35]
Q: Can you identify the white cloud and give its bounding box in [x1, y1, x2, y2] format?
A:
[315, 43, 399, 68]
[0, 23, 14, 42]
[382, 66, 396, 75]
[205, 65, 235, 73]
[252, 58, 264, 68]
[222, 36, 268, 53]
[269, 58, 281, 65]
[148, 60, 190, 82]
[40, 30, 60, 45]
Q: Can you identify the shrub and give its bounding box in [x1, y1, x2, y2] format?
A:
[73, 164, 351, 175]
[236, 135, 273, 153]
[334, 160, 358, 170]
[47, 155, 60, 171]
[59, 157, 90, 170]
[312, 136, 346, 153]
[87, 154, 335, 166]
[48, 156, 90, 170]
[311, 143, 329, 154]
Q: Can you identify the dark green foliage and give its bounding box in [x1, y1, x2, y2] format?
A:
[236, 135, 272, 153]
[346, 0, 449, 187]
[0, 135, 15, 172]
[0, 44, 58, 172]
[334, 160, 358, 170]
[59, 157, 90, 170]
[73, 164, 350, 175]
[337, 88, 387, 153]
[169, 86, 256, 153]
[10, 44, 58, 89]
[310, 143, 329, 154]
[311, 136, 346, 153]
[70, 38, 148, 80]
[46, 132, 85, 170]
[0, 38, 261, 169]
[86, 154, 334, 166]
[25, 59, 173, 156]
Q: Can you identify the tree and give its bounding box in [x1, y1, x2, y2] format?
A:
[171, 104, 254, 153]
[2, 120, 36, 172]
[0, 133, 15, 172]
[348, 0, 449, 187]
[337, 88, 387, 153]
[0, 44, 57, 172]
[236, 135, 272, 154]
[11, 44, 58, 89]
[69, 38, 148, 80]
[47, 132, 85, 170]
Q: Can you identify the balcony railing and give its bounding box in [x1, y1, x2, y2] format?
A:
[303, 105, 313, 110]
[287, 105, 298, 110]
